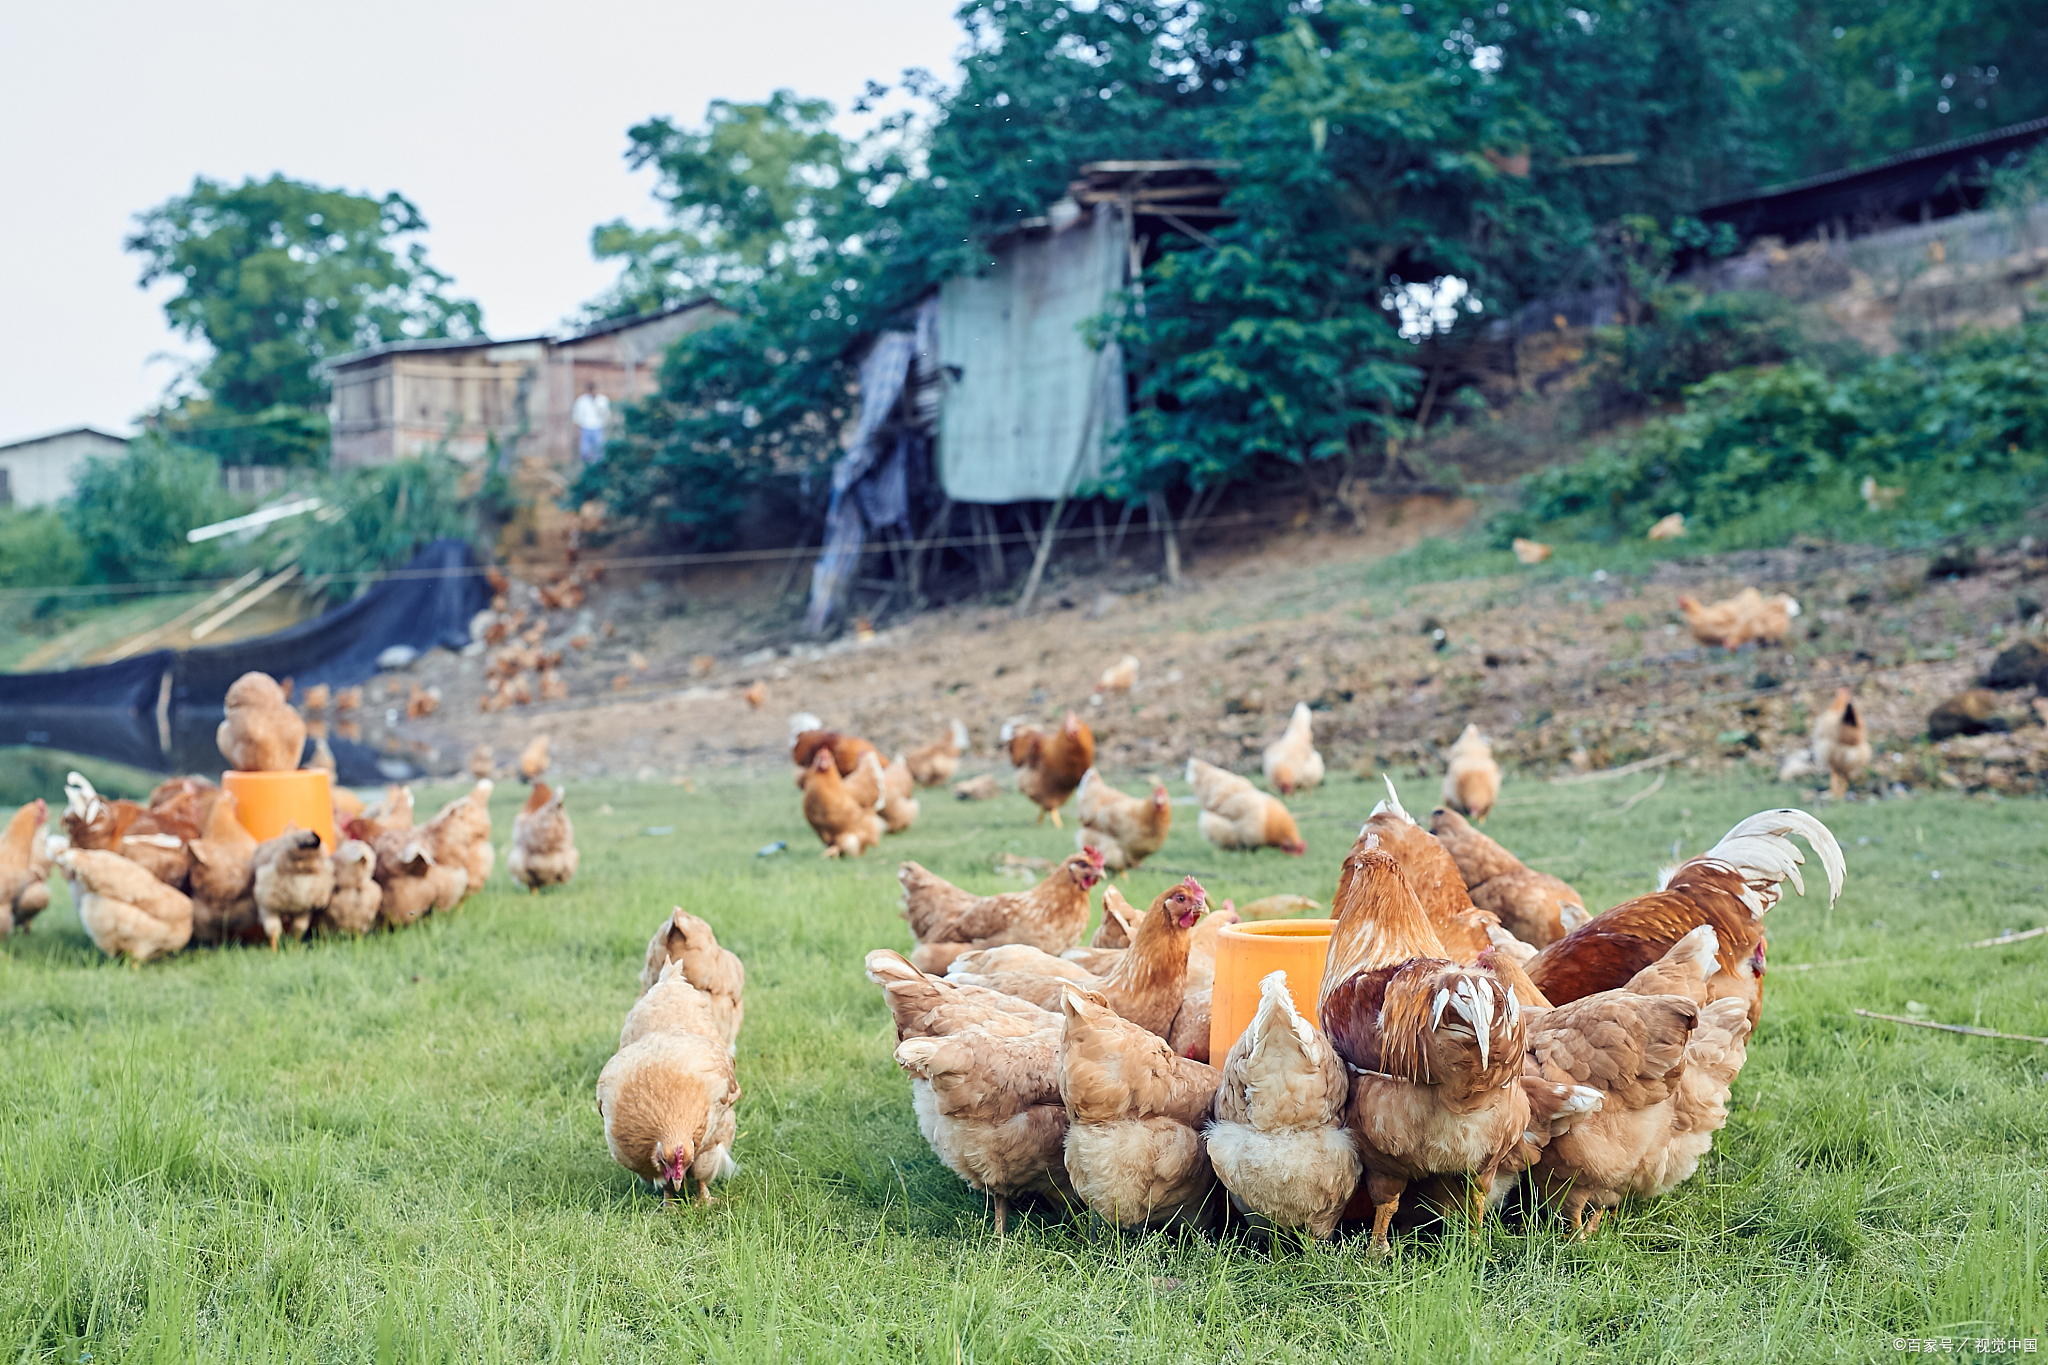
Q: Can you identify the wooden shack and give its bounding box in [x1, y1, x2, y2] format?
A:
[323, 300, 723, 469]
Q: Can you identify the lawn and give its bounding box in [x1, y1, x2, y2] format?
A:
[2, 764, 2044, 1362]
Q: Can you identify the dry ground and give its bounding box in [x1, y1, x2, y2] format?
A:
[373, 495, 2048, 801]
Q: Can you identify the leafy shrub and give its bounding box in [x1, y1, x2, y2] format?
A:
[1494, 321, 2048, 549]
[0, 507, 88, 592]
[1572, 289, 1826, 421]
[67, 437, 239, 586]
[270, 455, 479, 595]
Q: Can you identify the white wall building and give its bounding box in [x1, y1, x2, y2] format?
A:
[0, 427, 128, 507]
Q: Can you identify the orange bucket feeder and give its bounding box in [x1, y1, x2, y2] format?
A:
[221, 769, 337, 850]
[1209, 918, 1337, 1062]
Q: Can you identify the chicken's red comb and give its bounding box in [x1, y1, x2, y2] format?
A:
[1081, 845, 1106, 868]
[1180, 875, 1207, 903]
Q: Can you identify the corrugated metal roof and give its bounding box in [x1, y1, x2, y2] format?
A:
[0, 425, 130, 454]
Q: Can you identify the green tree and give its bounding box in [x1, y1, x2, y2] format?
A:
[128, 175, 482, 426]
[586, 92, 855, 319]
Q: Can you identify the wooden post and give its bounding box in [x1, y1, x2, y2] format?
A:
[1106, 499, 1139, 563]
[1148, 491, 1181, 587]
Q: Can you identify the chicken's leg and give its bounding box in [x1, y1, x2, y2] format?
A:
[1563, 1188, 1594, 1238]
[991, 1194, 1008, 1236]
[1365, 1170, 1406, 1256]
[1049, 809, 1062, 829]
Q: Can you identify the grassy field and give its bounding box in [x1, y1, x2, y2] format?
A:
[2, 764, 2044, 1363]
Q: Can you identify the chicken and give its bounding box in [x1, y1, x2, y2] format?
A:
[1001, 712, 1095, 827]
[1163, 903, 1240, 1062]
[1526, 809, 1846, 1029]
[791, 724, 879, 781]
[509, 781, 578, 891]
[905, 720, 969, 787]
[187, 791, 263, 946]
[1810, 687, 1871, 798]
[868, 948, 1061, 1041]
[57, 848, 195, 962]
[900, 847, 1104, 973]
[867, 950, 1070, 1232]
[954, 774, 1003, 801]
[947, 877, 1209, 1039]
[330, 785, 365, 831]
[1430, 807, 1589, 949]
[1440, 724, 1501, 822]
[1058, 984, 1222, 1229]
[216, 672, 307, 772]
[1647, 512, 1686, 540]
[421, 780, 494, 899]
[879, 754, 921, 834]
[320, 840, 382, 934]
[1073, 769, 1171, 872]
[1238, 894, 1323, 921]
[62, 773, 191, 889]
[467, 744, 495, 780]
[300, 682, 331, 714]
[1317, 835, 1598, 1253]
[1677, 587, 1801, 650]
[800, 747, 885, 858]
[596, 1031, 741, 1203]
[143, 776, 219, 840]
[518, 734, 550, 783]
[1186, 757, 1305, 856]
[1362, 776, 1503, 962]
[1262, 703, 1326, 795]
[0, 799, 50, 936]
[1512, 537, 1552, 564]
[1097, 654, 1139, 694]
[1206, 970, 1360, 1239]
[1088, 885, 1136, 949]
[372, 838, 440, 930]
[252, 827, 334, 947]
[621, 960, 729, 1051]
[1861, 475, 1903, 512]
[639, 909, 745, 1051]
[1523, 927, 1753, 1236]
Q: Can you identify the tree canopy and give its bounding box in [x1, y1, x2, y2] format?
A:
[570, 0, 2048, 542]
[128, 175, 482, 422]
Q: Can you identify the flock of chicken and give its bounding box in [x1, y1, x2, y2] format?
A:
[790, 693, 1363, 868]
[0, 671, 581, 962]
[856, 750, 1845, 1246]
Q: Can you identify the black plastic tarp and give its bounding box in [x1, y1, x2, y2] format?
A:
[0, 539, 490, 786]
[0, 650, 175, 773]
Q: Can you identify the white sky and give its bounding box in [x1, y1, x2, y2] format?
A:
[0, 0, 964, 447]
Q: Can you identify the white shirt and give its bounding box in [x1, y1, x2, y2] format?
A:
[572, 393, 611, 431]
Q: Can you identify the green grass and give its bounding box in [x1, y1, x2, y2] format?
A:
[2, 768, 2044, 1362]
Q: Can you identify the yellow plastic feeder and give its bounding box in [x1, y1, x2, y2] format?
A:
[220, 769, 337, 850]
[1208, 918, 1338, 1062]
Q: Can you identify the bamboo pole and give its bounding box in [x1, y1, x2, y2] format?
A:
[190, 565, 300, 640]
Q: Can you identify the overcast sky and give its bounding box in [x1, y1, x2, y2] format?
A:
[0, 0, 964, 447]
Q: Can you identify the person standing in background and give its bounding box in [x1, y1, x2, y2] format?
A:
[572, 382, 611, 463]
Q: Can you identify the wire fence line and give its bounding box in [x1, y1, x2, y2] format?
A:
[0, 509, 1276, 603]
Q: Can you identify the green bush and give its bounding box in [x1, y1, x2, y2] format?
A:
[1494, 321, 2048, 549]
[1572, 289, 1835, 422]
[0, 507, 88, 592]
[271, 455, 479, 597]
[67, 436, 240, 586]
